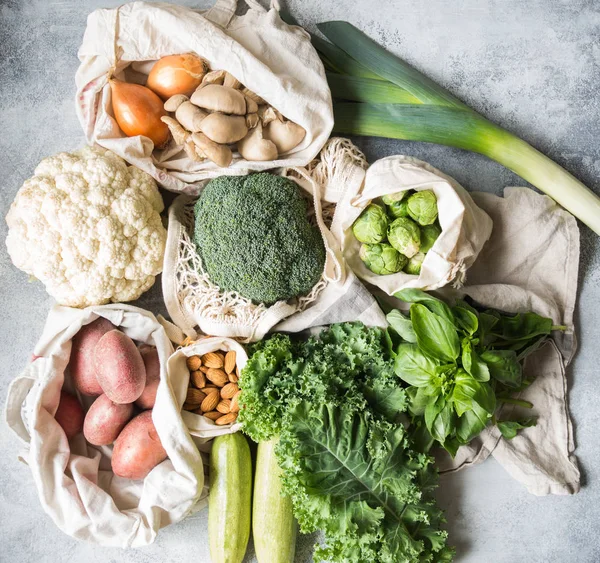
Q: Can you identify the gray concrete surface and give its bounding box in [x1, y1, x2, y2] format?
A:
[1, 0, 600, 561]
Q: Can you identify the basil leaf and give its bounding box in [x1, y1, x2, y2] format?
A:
[456, 402, 491, 444]
[394, 288, 455, 324]
[477, 312, 500, 346]
[481, 349, 522, 388]
[386, 310, 417, 343]
[394, 342, 440, 387]
[407, 386, 438, 416]
[425, 395, 455, 443]
[452, 305, 479, 335]
[411, 304, 460, 363]
[442, 436, 461, 458]
[493, 312, 554, 343]
[461, 339, 490, 382]
[452, 369, 496, 416]
[497, 417, 537, 440]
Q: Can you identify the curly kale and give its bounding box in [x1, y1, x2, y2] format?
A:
[239, 323, 454, 563]
[194, 173, 325, 304]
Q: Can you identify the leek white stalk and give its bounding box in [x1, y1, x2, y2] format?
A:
[307, 19, 600, 235]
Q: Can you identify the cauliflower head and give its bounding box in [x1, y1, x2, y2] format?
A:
[5, 146, 167, 307]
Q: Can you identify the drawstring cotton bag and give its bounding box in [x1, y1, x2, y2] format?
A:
[330, 154, 494, 293]
[75, 0, 333, 193]
[4, 305, 204, 546]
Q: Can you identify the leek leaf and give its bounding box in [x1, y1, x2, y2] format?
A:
[326, 72, 420, 104]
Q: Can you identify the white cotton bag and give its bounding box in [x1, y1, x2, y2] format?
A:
[4, 304, 204, 547]
[75, 0, 333, 193]
[331, 155, 494, 293]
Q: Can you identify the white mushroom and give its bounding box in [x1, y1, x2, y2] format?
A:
[244, 95, 258, 114]
[191, 84, 247, 115]
[201, 69, 226, 86]
[237, 123, 278, 161]
[199, 113, 248, 144]
[175, 101, 208, 132]
[259, 106, 282, 126]
[161, 116, 189, 145]
[245, 113, 259, 129]
[192, 132, 233, 167]
[241, 87, 266, 106]
[164, 94, 189, 112]
[183, 139, 205, 162]
[263, 119, 306, 154]
[223, 72, 242, 89]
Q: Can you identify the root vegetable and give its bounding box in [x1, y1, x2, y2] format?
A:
[94, 330, 146, 404]
[111, 411, 167, 480]
[69, 317, 116, 396]
[199, 113, 248, 144]
[55, 391, 84, 440]
[237, 123, 278, 161]
[263, 119, 306, 153]
[161, 116, 189, 145]
[191, 84, 247, 115]
[164, 94, 189, 112]
[83, 394, 133, 446]
[136, 347, 161, 409]
[175, 101, 208, 132]
[146, 53, 208, 99]
[109, 79, 169, 147]
[192, 132, 233, 167]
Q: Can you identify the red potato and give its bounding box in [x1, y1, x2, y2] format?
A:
[83, 394, 134, 446]
[55, 391, 84, 439]
[135, 346, 160, 410]
[94, 330, 146, 404]
[69, 317, 116, 396]
[111, 411, 167, 480]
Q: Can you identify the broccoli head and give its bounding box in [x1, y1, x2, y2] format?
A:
[194, 173, 326, 305]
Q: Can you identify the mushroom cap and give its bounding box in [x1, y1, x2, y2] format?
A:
[190, 84, 247, 115]
[263, 119, 306, 154]
[199, 113, 248, 144]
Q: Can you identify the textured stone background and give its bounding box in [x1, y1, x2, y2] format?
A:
[1, 0, 600, 561]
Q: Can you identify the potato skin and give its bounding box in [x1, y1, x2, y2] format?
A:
[94, 330, 146, 404]
[83, 394, 134, 446]
[69, 317, 116, 396]
[55, 391, 84, 439]
[111, 411, 167, 480]
[135, 346, 160, 410]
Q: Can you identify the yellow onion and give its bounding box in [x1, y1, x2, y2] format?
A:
[146, 53, 208, 100]
[109, 79, 170, 148]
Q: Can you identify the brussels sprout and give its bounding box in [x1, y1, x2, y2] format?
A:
[407, 190, 438, 226]
[387, 199, 410, 219]
[388, 217, 421, 258]
[359, 243, 407, 275]
[404, 252, 426, 275]
[352, 203, 388, 244]
[420, 222, 442, 253]
[382, 190, 410, 206]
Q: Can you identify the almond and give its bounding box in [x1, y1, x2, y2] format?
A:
[183, 402, 198, 411]
[202, 352, 224, 369]
[230, 391, 241, 413]
[186, 388, 206, 405]
[224, 350, 236, 374]
[220, 382, 239, 399]
[216, 399, 231, 414]
[200, 365, 209, 374]
[186, 355, 202, 371]
[215, 412, 237, 426]
[191, 370, 207, 388]
[206, 368, 228, 387]
[228, 370, 239, 383]
[203, 411, 222, 421]
[204, 384, 219, 390]
[200, 391, 220, 412]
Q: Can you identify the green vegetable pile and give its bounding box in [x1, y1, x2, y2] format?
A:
[388, 289, 562, 455]
[353, 190, 441, 276]
[194, 173, 325, 305]
[239, 323, 454, 563]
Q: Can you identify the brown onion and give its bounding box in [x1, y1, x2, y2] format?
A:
[109, 79, 170, 148]
[146, 53, 208, 100]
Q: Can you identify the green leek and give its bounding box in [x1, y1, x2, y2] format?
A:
[292, 15, 600, 235]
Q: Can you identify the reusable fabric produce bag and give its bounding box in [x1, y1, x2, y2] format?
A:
[75, 0, 333, 193]
[4, 305, 204, 547]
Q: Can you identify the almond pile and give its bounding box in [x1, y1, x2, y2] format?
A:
[183, 350, 240, 425]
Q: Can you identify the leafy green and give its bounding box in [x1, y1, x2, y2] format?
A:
[239, 322, 454, 562]
[497, 418, 537, 440]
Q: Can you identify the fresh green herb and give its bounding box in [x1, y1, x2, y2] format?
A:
[388, 289, 562, 454]
[497, 418, 537, 440]
[239, 323, 454, 563]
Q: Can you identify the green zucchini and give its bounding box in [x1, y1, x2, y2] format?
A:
[252, 438, 297, 563]
[209, 433, 252, 563]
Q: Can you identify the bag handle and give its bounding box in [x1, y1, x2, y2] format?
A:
[5, 364, 38, 445]
[204, 0, 269, 28]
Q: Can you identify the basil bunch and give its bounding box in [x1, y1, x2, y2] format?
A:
[387, 289, 563, 455]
